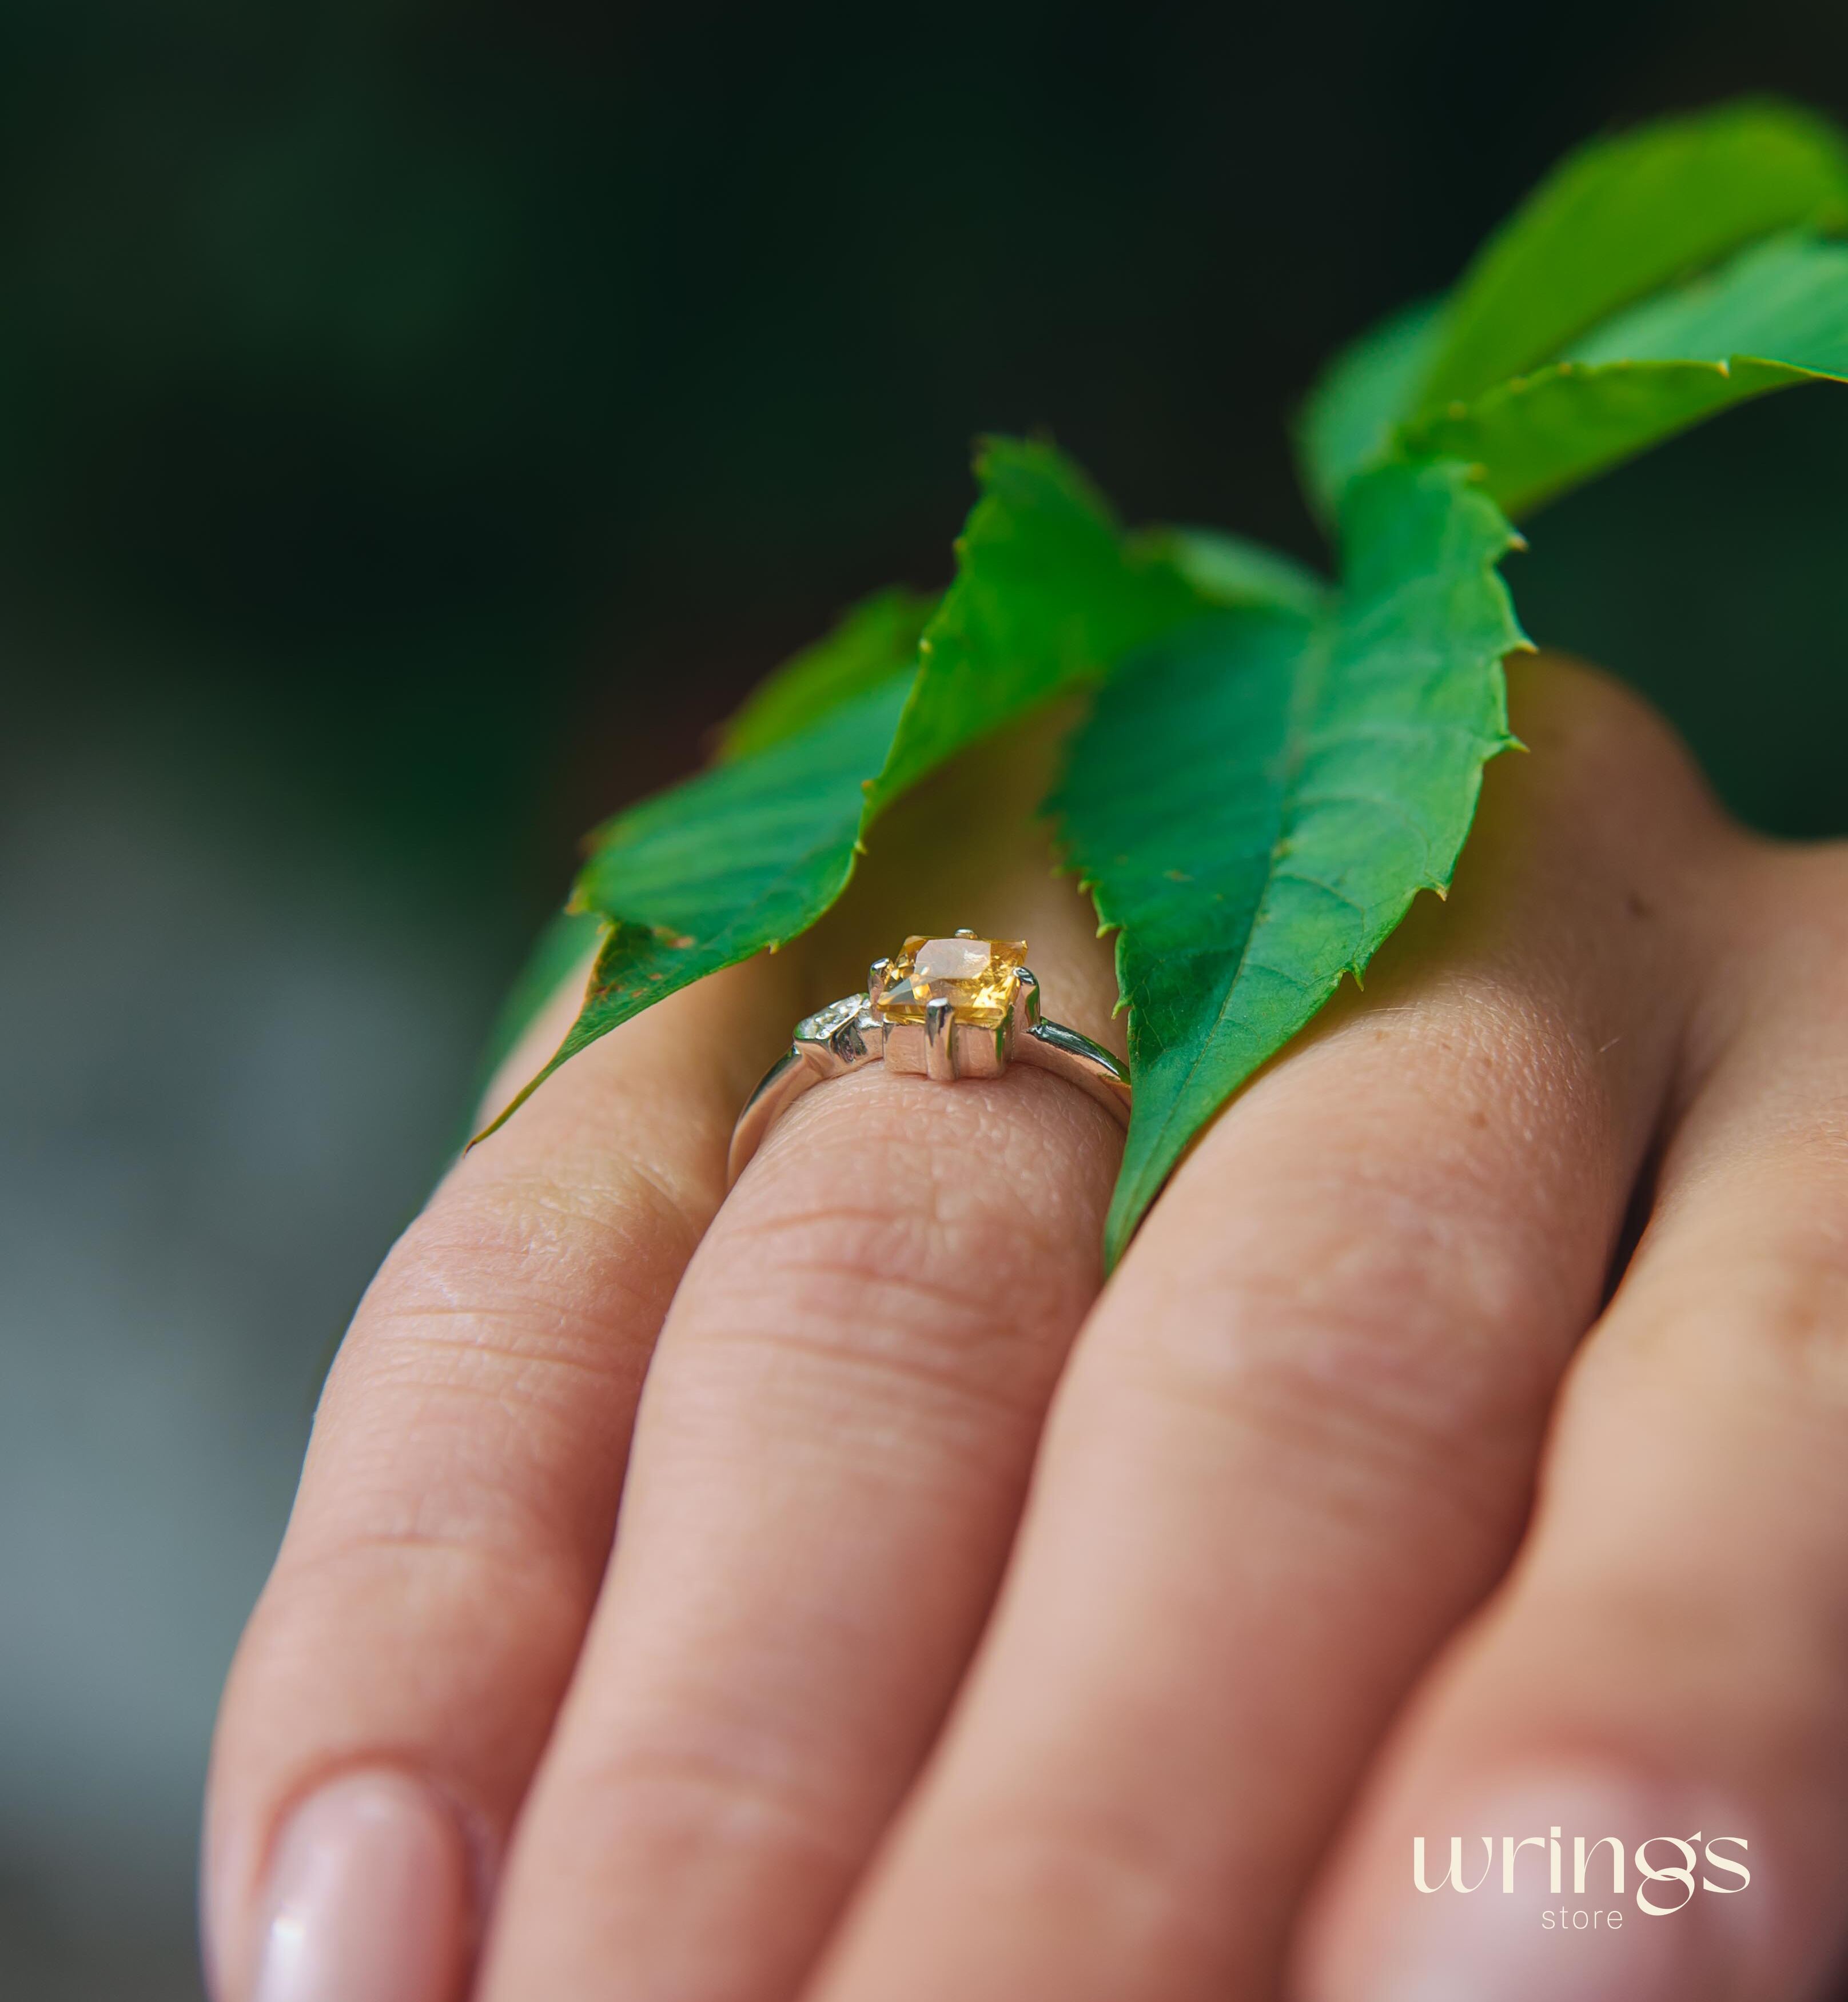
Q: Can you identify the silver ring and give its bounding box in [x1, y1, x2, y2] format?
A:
[728, 931, 1132, 1186]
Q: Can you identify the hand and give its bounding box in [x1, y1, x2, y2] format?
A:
[205, 656, 1848, 2002]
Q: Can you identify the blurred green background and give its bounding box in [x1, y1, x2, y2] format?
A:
[5, 2, 1848, 1995]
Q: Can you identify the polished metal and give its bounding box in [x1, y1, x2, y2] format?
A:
[727, 938, 1133, 1185]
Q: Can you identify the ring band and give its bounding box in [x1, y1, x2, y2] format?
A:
[728, 931, 1132, 1186]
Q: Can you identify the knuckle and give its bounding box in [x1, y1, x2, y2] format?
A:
[378, 1155, 700, 1331]
[344, 1160, 695, 1411]
[1120, 998, 1613, 1532]
[1742, 843, 1848, 975]
[689, 1071, 1107, 1419]
[294, 1162, 700, 1578]
[689, 1201, 1068, 1435]
[1127, 1189, 1563, 1535]
[1684, 846, 1848, 1107]
[300, 1355, 606, 1571]
[1612, 1138, 1848, 1430]
[1712, 1167, 1848, 1415]
[1491, 655, 1741, 919]
[562, 1730, 863, 1879]
[940, 1806, 1225, 1992]
[1514, 653, 1722, 828]
[264, 1516, 588, 1651]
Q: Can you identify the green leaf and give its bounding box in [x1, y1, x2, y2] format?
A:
[473, 905, 607, 1092]
[1054, 459, 1526, 1265]
[718, 585, 938, 763]
[871, 436, 1213, 808]
[480, 435, 1232, 1136]
[1296, 296, 1447, 520]
[1299, 102, 1848, 515]
[1130, 523, 1331, 618]
[1417, 98, 1848, 412]
[1568, 228, 1848, 369]
[478, 672, 915, 1135]
[1398, 233, 1848, 516]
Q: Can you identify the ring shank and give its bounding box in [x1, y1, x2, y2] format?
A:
[726, 1043, 868, 1187]
[1015, 1019, 1133, 1127]
[726, 990, 1131, 1188]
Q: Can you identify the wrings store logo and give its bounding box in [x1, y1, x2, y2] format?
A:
[1413, 1828, 1750, 1925]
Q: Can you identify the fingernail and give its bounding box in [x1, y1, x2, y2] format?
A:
[249, 1769, 471, 2002]
[1365, 1775, 1715, 2002]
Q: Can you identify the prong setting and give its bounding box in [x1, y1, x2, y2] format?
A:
[729, 932, 1129, 1184]
[923, 996, 958, 1080]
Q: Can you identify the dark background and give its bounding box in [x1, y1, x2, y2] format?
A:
[5, 2, 1848, 1995]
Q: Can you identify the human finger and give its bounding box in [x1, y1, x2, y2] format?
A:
[475, 732, 1128, 2002]
[1295, 837, 1848, 2002]
[807, 658, 1728, 2001]
[203, 948, 798, 2002]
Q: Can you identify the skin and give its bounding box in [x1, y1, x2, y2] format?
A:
[205, 656, 1848, 2001]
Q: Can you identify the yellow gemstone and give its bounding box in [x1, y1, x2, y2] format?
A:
[878, 935, 1027, 1028]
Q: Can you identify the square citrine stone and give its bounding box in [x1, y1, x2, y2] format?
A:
[878, 935, 1027, 1028]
